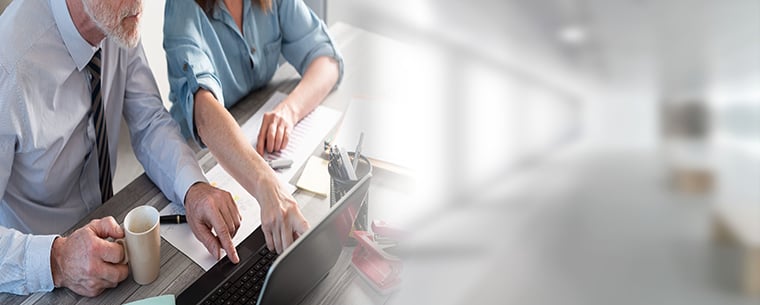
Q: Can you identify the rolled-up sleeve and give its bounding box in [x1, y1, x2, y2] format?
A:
[122, 41, 207, 205]
[278, 0, 344, 85]
[163, 0, 225, 147]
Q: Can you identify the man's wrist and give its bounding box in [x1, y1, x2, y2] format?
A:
[50, 236, 65, 288]
[183, 181, 204, 206]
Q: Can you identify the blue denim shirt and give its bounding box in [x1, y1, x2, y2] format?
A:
[163, 0, 344, 145]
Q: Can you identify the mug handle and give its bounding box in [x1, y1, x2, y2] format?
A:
[115, 239, 130, 264]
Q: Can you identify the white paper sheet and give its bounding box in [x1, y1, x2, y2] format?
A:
[240, 91, 342, 183]
[160, 165, 296, 271]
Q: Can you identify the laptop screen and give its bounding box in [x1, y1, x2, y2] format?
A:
[256, 173, 371, 305]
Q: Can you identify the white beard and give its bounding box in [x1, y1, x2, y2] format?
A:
[82, 0, 142, 48]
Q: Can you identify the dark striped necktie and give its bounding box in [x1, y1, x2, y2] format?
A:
[86, 49, 113, 203]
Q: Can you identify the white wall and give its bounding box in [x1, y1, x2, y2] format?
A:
[114, 0, 168, 192]
[140, 0, 171, 109]
[581, 83, 659, 151]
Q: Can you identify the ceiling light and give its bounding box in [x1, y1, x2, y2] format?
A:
[559, 26, 588, 45]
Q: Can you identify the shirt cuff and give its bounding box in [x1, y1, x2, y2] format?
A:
[196, 75, 225, 106]
[174, 163, 208, 205]
[303, 45, 344, 88]
[26, 234, 58, 292]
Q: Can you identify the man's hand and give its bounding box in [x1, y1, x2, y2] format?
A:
[50, 217, 129, 297]
[184, 182, 242, 263]
[256, 106, 296, 156]
[259, 180, 310, 254]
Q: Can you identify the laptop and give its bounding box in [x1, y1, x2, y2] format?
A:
[176, 173, 371, 305]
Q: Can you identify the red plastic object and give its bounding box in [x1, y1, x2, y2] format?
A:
[371, 220, 407, 240]
[351, 231, 402, 294]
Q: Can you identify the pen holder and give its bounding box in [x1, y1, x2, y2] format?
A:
[329, 152, 372, 231]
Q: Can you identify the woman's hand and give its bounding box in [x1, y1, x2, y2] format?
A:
[258, 178, 310, 254]
[256, 104, 297, 156]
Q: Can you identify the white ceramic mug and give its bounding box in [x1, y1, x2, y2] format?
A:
[118, 205, 161, 285]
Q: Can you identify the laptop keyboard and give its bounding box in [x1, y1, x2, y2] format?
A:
[202, 247, 279, 305]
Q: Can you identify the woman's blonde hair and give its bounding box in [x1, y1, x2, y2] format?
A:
[195, 0, 272, 14]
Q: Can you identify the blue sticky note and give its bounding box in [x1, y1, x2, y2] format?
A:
[123, 294, 175, 305]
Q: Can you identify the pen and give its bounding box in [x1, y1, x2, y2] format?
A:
[328, 146, 343, 179]
[338, 146, 358, 181]
[323, 138, 332, 153]
[160, 214, 186, 224]
[352, 132, 364, 170]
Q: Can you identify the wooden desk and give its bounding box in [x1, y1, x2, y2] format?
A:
[0, 23, 411, 305]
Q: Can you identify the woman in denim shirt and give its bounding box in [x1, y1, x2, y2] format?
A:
[163, 0, 343, 255]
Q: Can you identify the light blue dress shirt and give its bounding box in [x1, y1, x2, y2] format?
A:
[163, 0, 344, 145]
[0, 0, 207, 294]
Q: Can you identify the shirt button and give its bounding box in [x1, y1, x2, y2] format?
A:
[183, 63, 188, 72]
[250, 47, 257, 54]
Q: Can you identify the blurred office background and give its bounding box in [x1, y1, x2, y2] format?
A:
[322, 0, 760, 304]
[2, 0, 756, 304]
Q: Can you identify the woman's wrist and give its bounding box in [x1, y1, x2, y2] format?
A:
[277, 97, 301, 126]
[250, 159, 280, 193]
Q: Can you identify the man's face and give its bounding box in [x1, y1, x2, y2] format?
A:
[82, 0, 143, 48]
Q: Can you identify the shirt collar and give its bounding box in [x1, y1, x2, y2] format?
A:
[211, 1, 225, 21]
[211, 0, 251, 23]
[50, 0, 100, 71]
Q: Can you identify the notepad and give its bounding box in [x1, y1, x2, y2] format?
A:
[296, 156, 330, 197]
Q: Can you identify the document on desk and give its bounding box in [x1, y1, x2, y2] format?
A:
[160, 165, 296, 271]
[239, 91, 342, 184]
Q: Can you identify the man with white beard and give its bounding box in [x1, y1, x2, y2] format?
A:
[0, 0, 244, 296]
